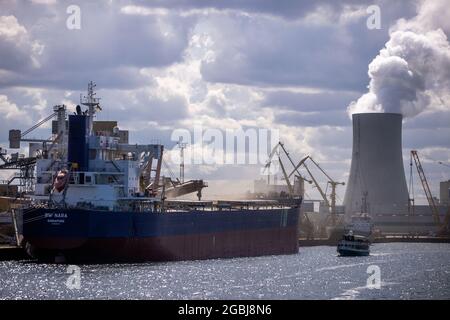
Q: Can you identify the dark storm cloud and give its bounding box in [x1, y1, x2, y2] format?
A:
[0, 0, 195, 90]
[196, 0, 417, 91]
[274, 109, 350, 127]
[199, 17, 369, 91]
[403, 128, 450, 149]
[0, 66, 153, 91]
[0, 36, 36, 72]
[98, 88, 190, 126]
[39, 7, 191, 70]
[263, 90, 360, 112]
[404, 110, 450, 130]
[0, 0, 417, 92]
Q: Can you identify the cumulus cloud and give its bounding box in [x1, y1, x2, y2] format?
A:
[0, 94, 30, 123]
[30, 0, 57, 4]
[0, 15, 43, 70]
[347, 0, 450, 118]
[0, 94, 32, 144]
[0, 1, 195, 90]
[130, 0, 374, 21]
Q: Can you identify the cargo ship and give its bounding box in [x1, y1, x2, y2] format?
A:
[8, 82, 300, 263]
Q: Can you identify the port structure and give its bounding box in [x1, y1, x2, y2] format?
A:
[263, 141, 310, 197]
[410, 150, 441, 224]
[160, 157, 207, 201]
[265, 142, 345, 227]
[306, 157, 345, 226]
[157, 140, 207, 201]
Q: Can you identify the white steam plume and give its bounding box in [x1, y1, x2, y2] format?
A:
[348, 0, 450, 118]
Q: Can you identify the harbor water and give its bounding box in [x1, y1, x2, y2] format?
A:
[0, 243, 449, 300]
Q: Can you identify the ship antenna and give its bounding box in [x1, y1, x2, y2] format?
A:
[81, 81, 101, 134]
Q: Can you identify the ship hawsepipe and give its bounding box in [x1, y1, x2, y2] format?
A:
[18, 206, 300, 263]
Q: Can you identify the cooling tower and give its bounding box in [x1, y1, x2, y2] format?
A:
[344, 113, 409, 218]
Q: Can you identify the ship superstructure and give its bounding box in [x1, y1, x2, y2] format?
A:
[31, 82, 164, 212]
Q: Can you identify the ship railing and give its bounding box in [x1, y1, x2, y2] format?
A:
[163, 199, 296, 212]
[38, 198, 299, 213]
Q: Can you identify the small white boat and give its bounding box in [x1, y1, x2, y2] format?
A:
[337, 231, 370, 256]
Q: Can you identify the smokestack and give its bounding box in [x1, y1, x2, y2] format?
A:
[344, 113, 409, 217]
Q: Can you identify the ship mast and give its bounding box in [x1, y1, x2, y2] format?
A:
[80, 81, 101, 135]
[177, 137, 187, 183]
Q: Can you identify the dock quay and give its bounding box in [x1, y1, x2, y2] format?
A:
[299, 235, 450, 246]
[0, 245, 28, 261]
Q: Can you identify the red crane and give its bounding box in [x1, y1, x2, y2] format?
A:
[410, 150, 440, 224]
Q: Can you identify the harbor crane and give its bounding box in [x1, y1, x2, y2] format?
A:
[264, 142, 344, 226]
[410, 150, 441, 224]
[264, 142, 313, 238]
[264, 141, 312, 190]
[284, 151, 344, 226]
[307, 157, 345, 225]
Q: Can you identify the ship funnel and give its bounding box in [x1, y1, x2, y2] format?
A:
[68, 115, 89, 171]
[343, 113, 409, 218]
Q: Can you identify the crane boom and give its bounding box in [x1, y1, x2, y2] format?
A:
[264, 142, 280, 168]
[288, 155, 309, 179]
[411, 150, 441, 224]
[308, 157, 333, 182]
[305, 156, 344, 224]
[21, 112, 57, 137]
[303, 162, 330, 209]
[278, 155, 294, 196]
[278, 143, 310, 183]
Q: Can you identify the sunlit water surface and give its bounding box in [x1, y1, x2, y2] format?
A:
[0, 243, 449, 299]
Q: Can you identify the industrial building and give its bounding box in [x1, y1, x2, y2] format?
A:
[251, 112, 449, 237]
[344, 113, 447, 235]
[440, 180, 450, 206]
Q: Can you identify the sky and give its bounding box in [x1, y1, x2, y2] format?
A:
[0, 0, 449, 203]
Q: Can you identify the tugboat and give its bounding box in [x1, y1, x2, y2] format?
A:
[337, 230, 370, 256]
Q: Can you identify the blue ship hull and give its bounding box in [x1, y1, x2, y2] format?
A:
[18, 207, 300, 262]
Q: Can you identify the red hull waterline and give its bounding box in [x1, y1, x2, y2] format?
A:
[25, 227, 299, 263]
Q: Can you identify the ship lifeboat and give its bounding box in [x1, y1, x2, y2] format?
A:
[53, 170, 68, 192]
